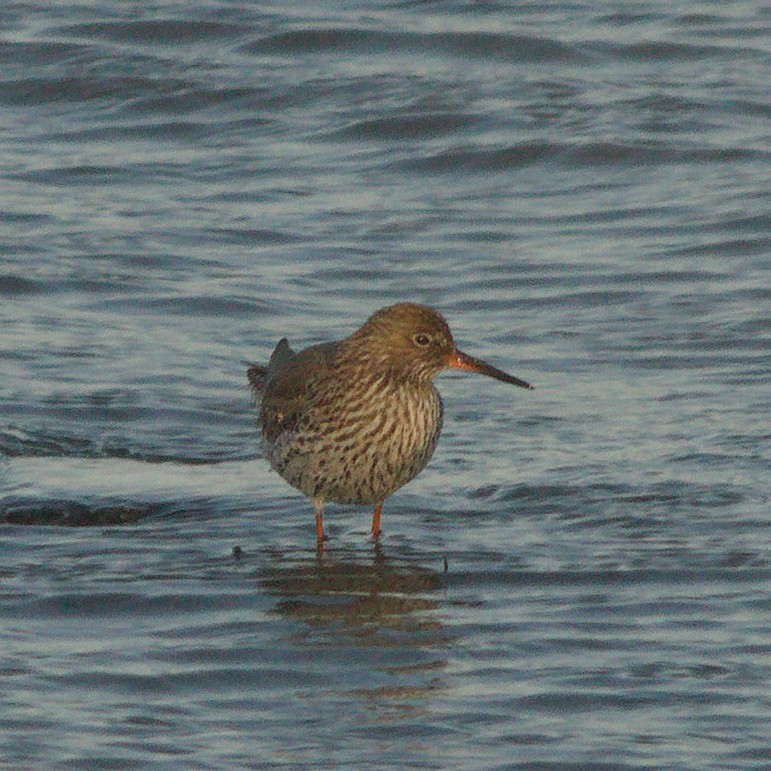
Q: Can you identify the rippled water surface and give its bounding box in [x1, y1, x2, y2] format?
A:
[1, 1, 769, 768]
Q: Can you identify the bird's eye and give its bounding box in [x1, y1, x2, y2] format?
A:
[413, 333, 431, 347]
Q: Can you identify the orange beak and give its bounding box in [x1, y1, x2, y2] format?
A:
[448, 350, 533, 390]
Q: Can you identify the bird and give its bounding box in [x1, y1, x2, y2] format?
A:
[248, 302, 533, 544]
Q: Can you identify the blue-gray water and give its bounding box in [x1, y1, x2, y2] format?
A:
[1, 1, 769, 769]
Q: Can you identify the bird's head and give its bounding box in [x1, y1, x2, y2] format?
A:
[345, 302, 533, 389]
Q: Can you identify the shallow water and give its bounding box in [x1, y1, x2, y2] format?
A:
[1, 0, 769, 768]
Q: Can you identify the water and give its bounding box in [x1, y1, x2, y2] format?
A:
[1, 1, 769, 768]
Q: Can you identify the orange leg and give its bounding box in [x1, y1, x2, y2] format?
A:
[314, 501, 325, 544]
[371, 503, 383, 539]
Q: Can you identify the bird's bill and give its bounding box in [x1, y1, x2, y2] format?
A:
[449, 350, 533, 390]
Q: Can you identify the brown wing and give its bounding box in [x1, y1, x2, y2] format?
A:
[260, 340, 340, 442]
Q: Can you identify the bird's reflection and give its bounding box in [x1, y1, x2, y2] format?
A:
[260, 542, 445, 636]
[258, 542, 449, 716]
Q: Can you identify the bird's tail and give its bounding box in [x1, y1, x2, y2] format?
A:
[247, 339, 295, 400]
[247, 364, 268, 398]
